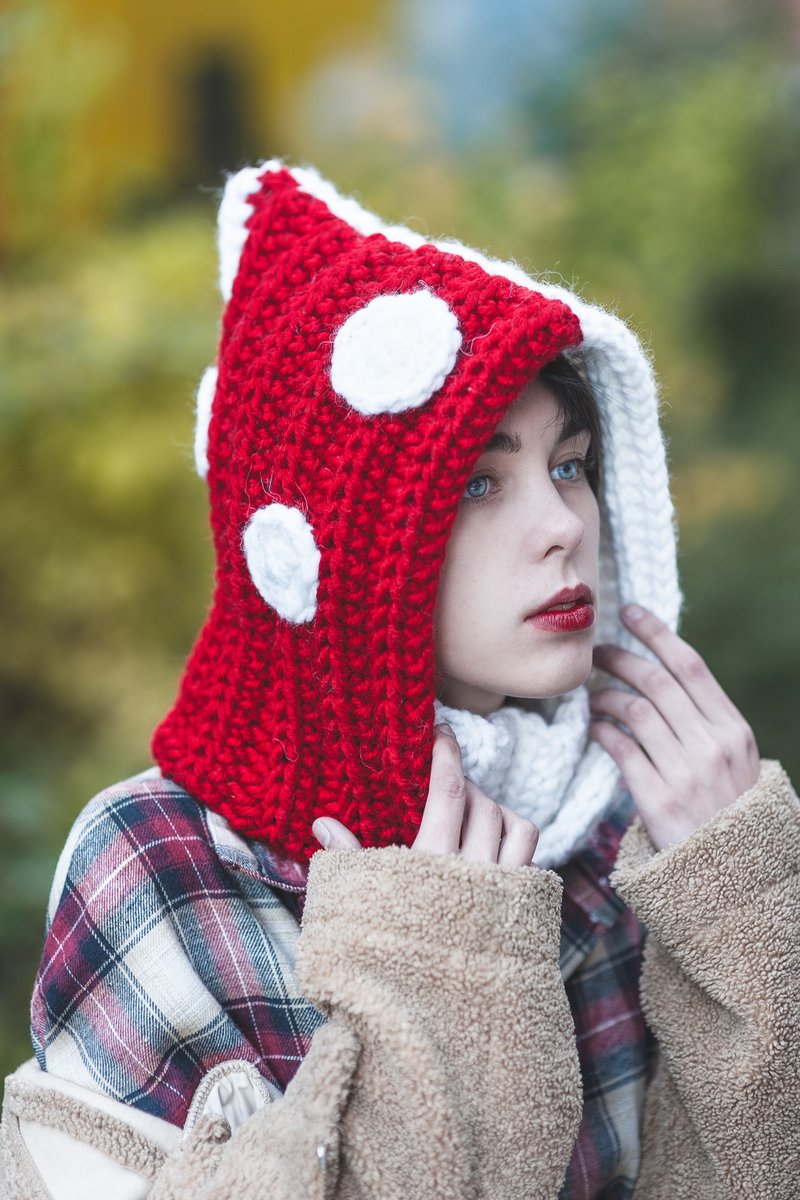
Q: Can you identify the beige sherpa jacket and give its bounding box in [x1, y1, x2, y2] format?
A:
[2, 760, 799, 1199]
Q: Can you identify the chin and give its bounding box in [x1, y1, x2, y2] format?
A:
[513, 647, 595, 701]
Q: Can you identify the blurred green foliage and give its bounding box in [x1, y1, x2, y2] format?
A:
[0, 210, 219, 1068]
[2, 12, 799, 1080]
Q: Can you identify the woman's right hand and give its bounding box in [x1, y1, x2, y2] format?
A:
[312, 724, 539, 868]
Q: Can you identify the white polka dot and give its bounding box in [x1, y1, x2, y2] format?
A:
[330, 290, 462, 415]
[242, 504, 321, 624]
[194, 366, 218, 478]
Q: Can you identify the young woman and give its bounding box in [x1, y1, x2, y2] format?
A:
[2, 162, 798, 1199]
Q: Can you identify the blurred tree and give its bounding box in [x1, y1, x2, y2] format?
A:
[0, 0, 385, 257]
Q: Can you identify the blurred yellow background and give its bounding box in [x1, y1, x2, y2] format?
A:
[2, 0, 798, 1073]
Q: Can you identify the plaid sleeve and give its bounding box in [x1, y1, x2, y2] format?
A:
[31, 772, 323, 1126]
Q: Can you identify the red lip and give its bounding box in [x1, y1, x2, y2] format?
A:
[525, 586, 595, 633]
[528, 585, 594, 618]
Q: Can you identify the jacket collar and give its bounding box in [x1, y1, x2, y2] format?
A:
[203, 805, 309, 892]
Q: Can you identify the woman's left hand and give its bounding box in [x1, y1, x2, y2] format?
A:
[589, 604, 760, 850]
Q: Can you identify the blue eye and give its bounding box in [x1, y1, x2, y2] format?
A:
[551, 459, 582, 483]
[463, 475, 492, 501]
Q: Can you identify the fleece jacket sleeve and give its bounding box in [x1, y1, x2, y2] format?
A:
[152, 845, 582, 1200]
[611, 759, 800, 1200]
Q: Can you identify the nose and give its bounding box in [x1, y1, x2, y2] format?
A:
[525, 481, 586, 560]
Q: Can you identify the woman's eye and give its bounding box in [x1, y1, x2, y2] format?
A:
[551, 458, 583, 483]
[463, 475, 493, 501]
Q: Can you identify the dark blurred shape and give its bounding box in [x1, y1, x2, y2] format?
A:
[181, 46, 262, 186]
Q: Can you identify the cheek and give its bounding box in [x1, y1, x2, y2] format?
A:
[433, 522, 486, 658]
[434, 538, 465, 643]
[581, 490, 601, 562]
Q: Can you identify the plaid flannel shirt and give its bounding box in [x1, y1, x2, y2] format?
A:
[31, 770, 654, 1199]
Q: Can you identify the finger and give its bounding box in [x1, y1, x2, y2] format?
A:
[589, 686, 687, 777]
[497, 810, 539, 869]
[620, 605, 742, 724]
[622, 607, 761, 781]
[589, 718, 665, 802]
[312, 817, 362, 850]
[592, 642, 704, 744]
[458, 782, 505, 863]
[413, 725, 467, 855]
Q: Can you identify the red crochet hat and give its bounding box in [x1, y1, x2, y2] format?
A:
[152, 162, 585, 861]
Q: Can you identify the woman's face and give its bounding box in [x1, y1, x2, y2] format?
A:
[434, 376, 600, 715]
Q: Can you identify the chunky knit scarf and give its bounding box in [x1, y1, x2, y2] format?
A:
[436, 694, 621, 868]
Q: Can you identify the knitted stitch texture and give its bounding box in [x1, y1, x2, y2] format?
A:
[152, 162, 681, 863]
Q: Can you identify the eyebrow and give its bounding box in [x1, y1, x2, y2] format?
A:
[484, 431, 522, 454]
[558, 415, 592, 444]
[483, 424, 591, 455]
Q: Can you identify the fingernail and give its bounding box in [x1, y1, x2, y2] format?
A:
[435, 722, 455, 737]
[312, 818, 331, 848]
[623, 604, 644, 622]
